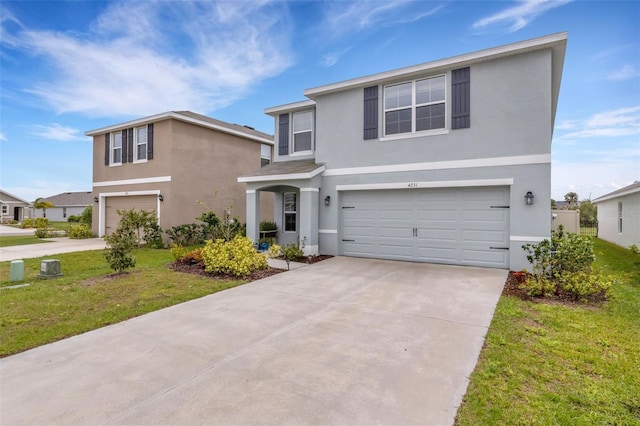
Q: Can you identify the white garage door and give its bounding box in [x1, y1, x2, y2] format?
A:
[105, 195, 158, 235]
[341, 187, 509, 268]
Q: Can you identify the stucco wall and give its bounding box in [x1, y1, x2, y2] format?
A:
[552, 209, 580, 233]
[597, 193, 640, 248]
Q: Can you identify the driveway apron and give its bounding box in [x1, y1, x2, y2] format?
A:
[0, 257, 506, 425]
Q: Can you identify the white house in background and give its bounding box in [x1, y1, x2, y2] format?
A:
[32, 191, 93, 222]
[0, 190, 31, 223]
[593, 181, 640, 248]
[240, 32, 567, 271]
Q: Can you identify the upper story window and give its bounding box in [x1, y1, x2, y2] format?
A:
[278, 110, 314, 157]
[261, 144, 271, 167]
[292, 111, 313, 153]
[135, 126, 147, 162]
[111, 132, 122, 165]
[383, 75, 446, 136]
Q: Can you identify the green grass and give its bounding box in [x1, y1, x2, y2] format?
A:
[456, 238, 640, 425]
[0, 235, 51, 247]
[0, 249, 246, 357]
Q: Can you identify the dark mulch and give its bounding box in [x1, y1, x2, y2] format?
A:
[169, 261, 285, 281]
[294, 254, 334, 264]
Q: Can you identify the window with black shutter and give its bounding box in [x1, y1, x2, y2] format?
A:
[451, 67, 470, 129]
[363, 86, 378, 140]
[104, 133, 110, 166]
[147, 123, 154, 160]
[278, 113, 289, 156]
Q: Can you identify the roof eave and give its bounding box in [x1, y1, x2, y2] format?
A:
[593, 186, 640, 203]
[264, 100, 316, 116]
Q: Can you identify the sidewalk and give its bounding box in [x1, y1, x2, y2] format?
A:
[0, 237, 107, 262]
[0, 224, 35, 237]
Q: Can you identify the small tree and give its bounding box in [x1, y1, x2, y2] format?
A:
[33, 197, 55, 218]
[117, 209, 163, 248]
[578, 199, 597, 226]
[104, 226, 136, 273]
[80, 205, 92, 225]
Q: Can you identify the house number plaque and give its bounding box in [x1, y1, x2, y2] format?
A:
[408, 182, 418, 188]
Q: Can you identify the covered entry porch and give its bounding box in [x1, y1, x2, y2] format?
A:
[239, 160, 324, 255]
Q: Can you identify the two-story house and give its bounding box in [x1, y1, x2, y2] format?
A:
[240, 32, 567, 271]
[87, 111, 274, 237]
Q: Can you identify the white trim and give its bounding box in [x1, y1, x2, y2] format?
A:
[303, 244, 319, 256]
[93, 176, 172, 187]
[380, 128, 449, 142]
[246, 190, 256, 194]
[510, 236, 547, 242]
[319, 229, 338, 234]
[593, 186, 640, 203]
[336, 178, 514, 192]
[97, 190, 161, 237]
[300, 188, 320, 192]
[238, 165, 326, 183]
[264, 100, 316, 115]
[323, 154, 550, 177]
[86, 111, 273, 145]
[304, 32, 567, 98]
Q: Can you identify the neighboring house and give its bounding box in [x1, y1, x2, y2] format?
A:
[240, 32, 567, 271]
[86, 111, 274, 237]
[593, 181, 640, 248]
[32, 191, 92, 221]
[0, 190, 30, 223]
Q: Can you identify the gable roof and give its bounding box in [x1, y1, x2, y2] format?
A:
[0, 190, 30, 205]
[85, 111, 274, 145]
[593, 181, 640, 203]
[238, 160, 325, 183]
[42, 191, 93, 207]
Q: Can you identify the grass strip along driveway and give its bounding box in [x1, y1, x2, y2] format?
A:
[0, 235, 51, 247]
[0, 249, 247, 357]
[456, 238, 640, 425]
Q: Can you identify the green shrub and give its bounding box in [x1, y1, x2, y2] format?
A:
[268, 244, 282, 258]
[557, 271, 613, 302]
[520, 276, 556, 298]
[34, 227, 66, 238]
[282, 242, 304, 262]
[259, 221, 278, 232]
[104, 227, 137, 272]
[166, 223, 206, 246]
[117, 209, 163, 248]
[522, 226, 595, 279]
[201, 236, 267, 277]
[68, 224, 93, 239]
[80, 205, 92, 225]
[67, 215, 81, 223]
[20, 218, 34, 228]
[21, 217, 48, 229]
[170, 243, 187, 261]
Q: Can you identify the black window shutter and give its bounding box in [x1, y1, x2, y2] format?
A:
[147, 123, 154, 160]
[278, 114, 289, 156]
[363, 86, 378, 139]
[122, 129, 128, 163]
[104, 133, 110, 166]
[451, 67, 471, 129]
[127, 128, 134, 162]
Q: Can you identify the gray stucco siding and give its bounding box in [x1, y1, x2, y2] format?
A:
[314, 49, 553, 169]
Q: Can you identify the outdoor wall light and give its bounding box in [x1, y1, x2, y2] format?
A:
[525, 191, 534, 205]
[158, 194, 164, 202]
[93, 197, 99, 203]
[324, 195, 331, 206]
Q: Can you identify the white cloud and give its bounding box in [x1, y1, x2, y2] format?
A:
[31, 124, 86, 142]
[607, 65, 640, 81]
[321, 1, 444, 38]
[4, 1, 293, 118]
[472, 0, 572, 33]
[0, 132, 7, 142]
[556, 106, 640, 141]
[592, 44, 632, 61]
[321, 46, 353, 68]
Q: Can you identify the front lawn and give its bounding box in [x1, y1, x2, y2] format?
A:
[0, 248, 250, 357]
[456, 238, 640, 425]
[0, 235, 50, 247]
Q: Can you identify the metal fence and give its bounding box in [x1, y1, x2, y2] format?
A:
[580, 221, 598, 237]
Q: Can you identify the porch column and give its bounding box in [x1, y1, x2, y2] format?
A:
[299, 188, 319, 255]
[245, 190, 260, 244]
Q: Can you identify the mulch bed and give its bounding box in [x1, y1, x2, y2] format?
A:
[502, 270, 606, 306]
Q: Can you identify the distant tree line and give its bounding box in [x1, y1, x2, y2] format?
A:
[550, 192, 597, 227]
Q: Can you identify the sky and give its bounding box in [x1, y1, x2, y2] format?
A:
[1, 0, 638, 203]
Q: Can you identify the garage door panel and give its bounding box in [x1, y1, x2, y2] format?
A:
[341, 187, 509, 268]
[105, 195, 157, 235]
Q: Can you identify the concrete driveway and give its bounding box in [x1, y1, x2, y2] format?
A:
[0, 257, 506, 425]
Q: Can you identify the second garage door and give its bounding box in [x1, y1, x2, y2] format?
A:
[341, 187, 509, 268]
[105, 195, 158, 235]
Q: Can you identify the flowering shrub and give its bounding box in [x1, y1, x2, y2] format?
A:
[170, 244, 187, 261]
[201, 236, 267, 277]
[267, 244, 282, 258]
[557, 271, 613, 302]
[520, 276, 556, 298]
[68, 224, 93, 239]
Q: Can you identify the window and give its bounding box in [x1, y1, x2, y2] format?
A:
[63, 207, 67, 219]
[135, 126, 147, 162]
[384, 75, 445, 136]
[111, 132, 122, 165]
[618, 202, 623, 233]
[292, 111, 313, 153]
[284, 193, 297, 232]
[1, 204, 7, 215]
[261, 144, 271, 167]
